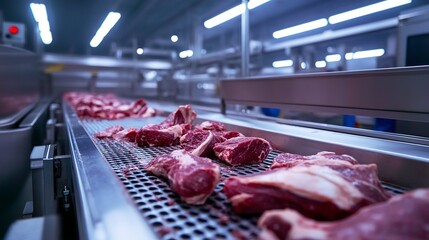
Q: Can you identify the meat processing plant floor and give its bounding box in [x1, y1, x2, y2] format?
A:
[81, 118, 403, 240]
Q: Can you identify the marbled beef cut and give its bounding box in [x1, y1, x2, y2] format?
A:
[136, 124, 191, 147]
[271, 151, 358, 169]
[135, 105, 196, 147]
[223, 161, 390, 220]
[258, 189, 429, 240]
[95, 125, 124, 139]
[112, 127, 138, 142]
[180, 129, 216, 157]
[64, 92, 155, 119]
[145, 149, 220, 205]
[213, 137, 271, 165]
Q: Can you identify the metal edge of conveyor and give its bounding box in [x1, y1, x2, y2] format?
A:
[195, 112, 429, 189]
[63, 103, 158, 240]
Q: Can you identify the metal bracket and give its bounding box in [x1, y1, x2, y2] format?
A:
[30, 144, 71, 217]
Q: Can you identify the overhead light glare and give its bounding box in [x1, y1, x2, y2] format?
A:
[272, 59, 293, 68]
[30, 3, 53, 45]
[300, 62, 307, 69]
[325, 54, 342, 62]
[179, 50, 194, 59]
[315, 60, 326, 68]
[350, 49, 385, 59]
[204, 0, 270, 29]
[345, 52, 353, 60]
[171, 35, 178, 43]
[273, 18, 328, 39]
[328, 0, 412, 24]
[90, 12, 121, 48]
[136, 48, 144, 55]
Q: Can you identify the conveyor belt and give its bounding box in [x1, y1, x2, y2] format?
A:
[82, 118, 281, 240]
[80, 117, 404, 240]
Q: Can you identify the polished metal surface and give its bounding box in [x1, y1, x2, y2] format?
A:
[63, 104, 158, 240]
[0, 45, 40, 128]
[241, 0, 250, 77]
[221, 65, 429, 123]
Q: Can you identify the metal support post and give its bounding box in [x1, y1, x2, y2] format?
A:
[241, 0, 250, 77]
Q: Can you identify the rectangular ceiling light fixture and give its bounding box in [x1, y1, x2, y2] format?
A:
[90, 12, 121, 48]
[348, 49, 386, 59]
[325, 54, 342, 62]
[328, 0, 412, 24]
[273, 18, 328, 39]
[315, 60, 327, 68]
[204, 0, 270, 29]
[272, 59, 293, 68]
[30, 3, 52, 45]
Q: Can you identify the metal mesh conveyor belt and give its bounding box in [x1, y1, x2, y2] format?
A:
[82, 118, 280, 240]
[81, 117, 403, 240]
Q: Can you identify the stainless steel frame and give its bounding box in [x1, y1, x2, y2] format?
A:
[63, 104, 157, 240]
[220, 65, 429, 123]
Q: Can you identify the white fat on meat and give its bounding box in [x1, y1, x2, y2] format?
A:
[259, 209, 328, 240]
[170, 150, 197, 166]
[238, 165, 364, 210]
[190, 131, 215, 156]
[160, 125, 184, 139]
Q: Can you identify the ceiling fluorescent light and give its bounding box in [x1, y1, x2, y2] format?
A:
[30, 3, 53, 45]
[272, 59, 293, 68]
[179, 50, 193, 59]
[273, 18, 328, 39]
[352, 49, 385, 59]
[325, 54, 341, 62]
[315, 60, 327, 68]
[345, 52, 353, 60]
[328, 0, 412, 24]
[204, 0, 270, 29]
[90, 12, 121, 48]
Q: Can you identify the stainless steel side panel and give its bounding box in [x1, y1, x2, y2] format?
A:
[221, 66, 429, 122]
[63, 105, 158, 240]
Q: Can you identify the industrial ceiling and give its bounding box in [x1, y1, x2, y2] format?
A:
[0, 0, 427, 56]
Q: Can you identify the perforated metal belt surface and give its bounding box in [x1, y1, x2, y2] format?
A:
[82, 118, 282, 240]
[81, 118, 402, 240]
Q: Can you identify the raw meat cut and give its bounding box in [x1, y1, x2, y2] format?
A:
[223, 162, 390, 220]
[258, 188, 429, 240]
[213, 137, 271, 165]
[145, 149, 220, 205]
[160, 104, 196, 127]
[271, 151, 358, 169]
[95, 125, 124, 139]
[195, 121, 226, 131]
[112, 127, 139, 142]
[180, 129, 216, 157]
[136, 124, 191, 147]
[135, 105, 196, 147]
[64, 92, 156, 119]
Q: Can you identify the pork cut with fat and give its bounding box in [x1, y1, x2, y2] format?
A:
[213, 137, 271, 165]
[258, 188, 429, 240]
[224, 161, 390, 220]
[271, 151, 358, 169]
[145, 149, 220, 205]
